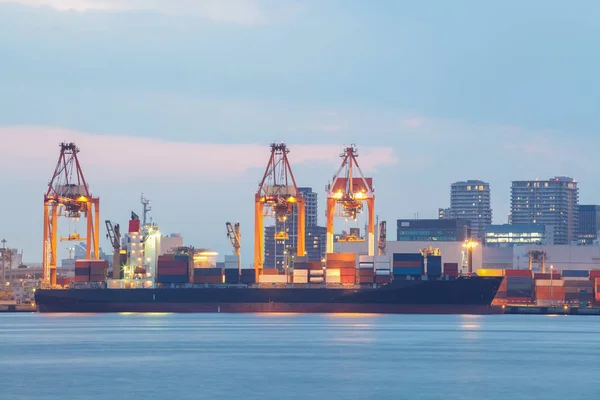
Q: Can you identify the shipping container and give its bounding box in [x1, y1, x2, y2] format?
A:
[359, 269, 374, 277]
[193, 276, 223, 284]
[359, 255, 375, 263]
[340, 276, 355, 284]
[426, 255, 442, 276]
[156, 275, 188, 283]
[358, 276, 374, 284]
[589, 270, 600, 279]
[258, 275, 287, 284]
[375, 275, 391, 284]
[157, 267, 188, 275]
[308, 262, 323, 270]
[326, 253, 356, 262]
[293, 262, 308, 270]
[535, 286, 565, 300]
[476, 269, 504, 277]
[393, 253, 423, 261]
[358, 262, 374, 269]
[194, 268, 224, 276]
[261, 269, 279, 275]
[393, 260, 422, 268]
[393, 267, 422, 275]
[443, 263, 459, 276]
[309, 269, 324, 276]
[309, 277, 324, 284]
[340, 267, 355, 276]
[325, 275, 341, 283]
[504, 269, 532, 277]
[375, 269, 391, 275]
[293, 270, 309, 276]
[534, 273, 561, 280]
[293, 276, 308, 284]
[563, 280, 593, 288]
[535, 279, 564, 287]
[562, 270, 589, 278]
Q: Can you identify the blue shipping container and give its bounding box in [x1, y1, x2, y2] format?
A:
[393, 253, 423, 262]
[393, 267, 422, 275]
[427, 256, 442, 276]
[562, 270, 589, 278]
[156, 275, 189, 283]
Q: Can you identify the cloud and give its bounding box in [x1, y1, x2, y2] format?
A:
[0, 126, 397, 183]
[400, 118, 423, 127]
[0, 0, 300, 24]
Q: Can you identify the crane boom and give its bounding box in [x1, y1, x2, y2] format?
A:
[105, 220, 121, 279]
[226, 222, 241, 272]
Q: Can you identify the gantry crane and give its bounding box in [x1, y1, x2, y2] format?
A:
[105, 221, 121, 279]
[226, 222, 241, 272]
[43, 142, 100, 285]
[378, 220, 387, 256]
[254, 143, 305, 272]
[325, 145, 375, 256]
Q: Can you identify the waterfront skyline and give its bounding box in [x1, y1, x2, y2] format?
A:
[0, 0, 599, 263]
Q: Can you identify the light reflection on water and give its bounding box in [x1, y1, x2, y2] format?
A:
[0, 313, 599, 400]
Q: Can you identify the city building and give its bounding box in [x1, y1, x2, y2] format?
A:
[483, 224, 552, 247]
[510, 176, 579, 245]
[439, 180, 492, 239]
[397, 219, 471, 242]
[264, 187, 326, 269]
[578, 205, 600, 244]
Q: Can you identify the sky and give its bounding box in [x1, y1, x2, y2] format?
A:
[0, 0, 599, 264]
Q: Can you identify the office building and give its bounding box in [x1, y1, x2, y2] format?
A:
[397, 219, 471, 242]
[264, 187, 326, 269]
[578, 205, 600, 244]
[510, 176, 579, 245]
[483, 224, 552, 247]
[439, 180, 492, 239]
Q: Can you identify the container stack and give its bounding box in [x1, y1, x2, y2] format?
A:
[443, 263, 459, 277]
[325, 268, 340, 284]
[74, 260, 108, 283]
[192, 268, 223, 284]
[374, 256, 391, 284]
[224, 268, 240, 284]
[240, 268, 257, 284]
[224, 255, 239, 270]
[156, 254, 190, 284]
[358, 255, 374, 284]
[426, 255, 442, 278]
[535, 279, 565, 305]
[392, 253, 424, 279]
[493, 270, 533, 305]
[258, 274, 287, 284]
[292, 267, 308, 284]
[309, 262, 324, 284]
[595, 277, 600, 302]
[326, 253, 356, 284]
[562, 270, 592, 306]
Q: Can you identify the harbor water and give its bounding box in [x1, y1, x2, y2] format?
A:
[0, 313, 598, 399]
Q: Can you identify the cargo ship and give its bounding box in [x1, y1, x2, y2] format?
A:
[34, 277, 503, 314]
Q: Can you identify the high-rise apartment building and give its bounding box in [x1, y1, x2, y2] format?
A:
[510, 176, 579, 245]
[264, 187, 326, 269]
[578, 205, 600, 244]
[440, 180, 492, 240]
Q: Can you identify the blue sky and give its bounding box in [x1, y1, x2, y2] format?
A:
[0, 0, 599, 263]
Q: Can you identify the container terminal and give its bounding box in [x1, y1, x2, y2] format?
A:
[18, 142, 600, 314]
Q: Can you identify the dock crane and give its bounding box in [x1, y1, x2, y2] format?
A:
[378, 220, 387, 256]
[226, 222, 241, 273]
[43, 142, 100, 286]
[325, 144, 375, 256]
[105, 221, 121, 279]
[254, 143, 306, 272]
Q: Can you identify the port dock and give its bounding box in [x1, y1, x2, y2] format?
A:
[503, 305, 600, 315]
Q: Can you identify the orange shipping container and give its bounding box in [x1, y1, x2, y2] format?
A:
[536, 286, 565, 300]
[326, 253, 356, 262]
[340, 276, 355, 284]
[261, 269, 279, 275]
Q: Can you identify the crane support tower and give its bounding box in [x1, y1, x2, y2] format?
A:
[226, 222, 241, 272]
[105, 221, 121, 279]
[378, 220, 387, 256]
[325, 145, 375, 256]
[43, 142, 100, 286]
[528, 250, 547, 273]
[254, 143, 306, 272]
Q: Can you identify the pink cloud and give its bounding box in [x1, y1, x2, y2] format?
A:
[0, 126, 397, 182]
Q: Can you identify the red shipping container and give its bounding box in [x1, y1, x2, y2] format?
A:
[340, 268, 356, 276]
[262, 269, 279, 275]
[359, 269, 374, 276]
[74, 275, 89, 282]
[308, 262, 323, 270]
[375, 275, 391, 284]
[589, 270, 600, 279]
[158, 254, 176, 262]
[129, 219, 140, 233]
[534, 273, 561, 280]
[157, 260, 187, 269]
[393, 261, 422, 268]
[504, 269, 532, 277]
[340, 276, 355, 284]
[536, 286, 565, 300]
[358, 276, 374, 283]
[157, 267, 188, 275]
[193, 276, 223, 284]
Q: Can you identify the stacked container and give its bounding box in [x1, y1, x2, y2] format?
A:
[535, 279, 564, 305]
[258, 275, 287, 284]
[374, 256, 391, 284]
[193, 268, 223, 284]
[426, 255, 442, 277]
[595, 278, 600, 302]
[292, 268, 308, 284]
[443, 263, 459, 277]
[74, 260, 108, 283]
[156, 254, 190, 283]
[325, 268, 341, 284]
[224, 268, 240, 284]
[562, 270, 592, 306]
[358, 255, 374, 284]
[240, 269, 256, 284]
[326, 253, 356, 284]
[392, 253, 424, 278]
[309, 262, 324, 284]
[504, 269, 533, 299]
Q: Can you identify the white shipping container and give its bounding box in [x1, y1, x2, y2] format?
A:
[325, 275, 341, 283]
[293, 270, 308, 276]
[375, 262, 390, 269]
[359, 255, 375, 263]
[374, 256, 390, 263]
[562, 277, 589, 281]
[224, 255, 239, 262]
[293, 277, 308, 284]
[326, 269, 341, 276]
[375, 269, 391, 275]
[258, 275, 288, 284]
[310, 277, 324, 283]
[310, 270, 324, 276]
[535, 279, 565, 287]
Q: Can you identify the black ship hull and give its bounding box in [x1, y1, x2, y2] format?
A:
[35, 276, 503, 314]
